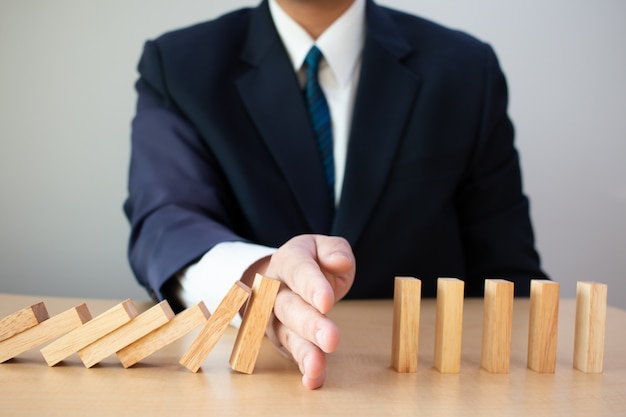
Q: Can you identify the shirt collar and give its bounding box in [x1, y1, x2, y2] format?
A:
[268, 0, 366, 88]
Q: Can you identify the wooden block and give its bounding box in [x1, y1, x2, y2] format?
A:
[41, 299, 138, 366]
[118, 302, 211, 368]
[180, 282, 251, 372]
[527, 279, 560, 373]
[78, 300, 174, 368]
[0, 304, 91, 363]
[574, 281, 607, 373]
[391, 276, 421, 373]
[481, 279, 514, 373]
[0, 302, 49, 342]
[433, 277, 464, 373]
[229, 274, 281, 374]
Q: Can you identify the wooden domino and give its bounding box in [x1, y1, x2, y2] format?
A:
[229, 274, 281, 374]
[180, 282, 251, 373]
[41, 299, 138, 366]
[78, 301, 174, 368]
[574, 281, 608, 373]
[391, 276, 421, 373]
[481, 279, 514, 373]
[117, 302, 211, 368]
[0, 302, 49, 342]
[0, 304, 91, 363]
[434, 277, 464, 373]
[527, 279, 560, 373]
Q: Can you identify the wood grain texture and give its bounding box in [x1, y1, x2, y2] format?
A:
[391, 276, 421, 372]
[229, 274, 280, 374]
[78, 300, 174, 368]
[118, 302, 211, 368]
[527, 280, 560, 373]
[0, 302, 49, 342]
[0, 304, 91, 363]
[433, 278, 464, 373]
[481, 279, 514, 373]
[180, 282, 251, 372]
[574, 281, 607, 373]
[40, 299, 138, 366]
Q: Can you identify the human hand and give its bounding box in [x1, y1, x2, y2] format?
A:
[244, 234, 355, 389]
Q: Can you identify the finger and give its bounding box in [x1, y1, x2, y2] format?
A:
[267, 236, 336, 314]
[302, 370, 326, 390]
[273, 285, 340, 353]
[272, 317, 327, 390]
[315, 235, 355, 270]
[314, 236, 356, 301]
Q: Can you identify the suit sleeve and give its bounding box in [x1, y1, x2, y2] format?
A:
[123, 40, 244, 302]
[455, 45, 547, 296]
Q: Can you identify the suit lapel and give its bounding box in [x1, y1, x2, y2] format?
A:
[333, 1, 421, 245]
[235, 1, 334, 233]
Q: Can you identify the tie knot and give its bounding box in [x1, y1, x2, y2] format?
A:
[304, 46, 323, 73]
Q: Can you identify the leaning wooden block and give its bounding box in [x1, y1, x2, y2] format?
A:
[230, 274, 281, 374]
[180, 282, 251, 372]
[0, 302, 49, 342]
[481, 279, 514, 373]
[41, 299, 138, 366]
[78, 300, 174, 368]
[527, 280, 560, 373]
[574, 281, 607, 373]
[0, 304, 91, 363]
[434, 277, 464, 373]
[391, 276, 421, 373]
[118, 302, 211, 368]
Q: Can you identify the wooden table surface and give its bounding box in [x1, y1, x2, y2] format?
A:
[0, 293, 625, 416]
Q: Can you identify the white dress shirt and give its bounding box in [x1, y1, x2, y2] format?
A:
[176, 0, 366, 323]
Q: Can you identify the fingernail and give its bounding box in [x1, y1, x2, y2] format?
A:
[302, 355, 310, 373]
[313, 291, 323, 311]
[330, 251, 348, 260]
[316, 329, 327, 348]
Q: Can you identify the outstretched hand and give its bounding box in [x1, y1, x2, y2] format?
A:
[243, 234, 355, 389]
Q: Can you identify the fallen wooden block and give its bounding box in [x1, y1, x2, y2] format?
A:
[391, 276, 421, 373]
[41, 299, 138, 366]
[574, 281, 607, 373]
[118, 302, 211, 368]
[230, 274, 281, 374]
[434, 277, 464, 373]
[180, 282, 251, 372]
[0, 302, 49, 343]
[0, 304, 91, 363]
[527, 279, 560, 373]
[481, 279, 514, 373]
[78, 301, 174, 368]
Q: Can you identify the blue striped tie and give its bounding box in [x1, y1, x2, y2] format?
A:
[304, 46, 335, 203]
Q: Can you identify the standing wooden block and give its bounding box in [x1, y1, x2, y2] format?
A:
[434, 277, 464, 373]
[0, 302, 49, 342]
[78, 301, 174, 368]
[0, 304, 91, 363]
[41, 299, 138, 366]
[230, 274, 281, 374]
[180, 282, 251, 373]
[574, 281, 608, 373]
[481, 279, 514, 373]
[391, 276, 421, 373]
[527, 280, 560, 373]
[118, 302, 211, 368]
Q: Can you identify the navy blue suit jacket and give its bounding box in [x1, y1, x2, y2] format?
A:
[124, 0, 546, 305]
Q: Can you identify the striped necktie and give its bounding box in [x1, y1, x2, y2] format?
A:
[303, 46, 335, 203]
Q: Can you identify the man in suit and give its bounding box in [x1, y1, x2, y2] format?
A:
[124, 0, 546, 388]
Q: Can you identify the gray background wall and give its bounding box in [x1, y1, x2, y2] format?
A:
[1, 0, 624, 308]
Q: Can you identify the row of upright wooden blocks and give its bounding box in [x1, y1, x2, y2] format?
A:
[0, 274, 280, 373]
[391, 278, 608, 374]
